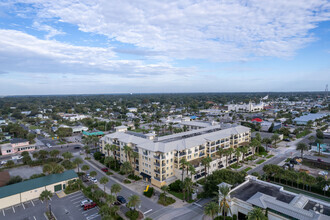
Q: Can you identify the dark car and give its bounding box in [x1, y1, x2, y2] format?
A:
[290, 159, 298, 164]
[117, 196, 126, 204]
[317, 158, 324, 162]
[101, 168, 109, 172]
[284, 138, 290, 142]
[74, 146, 81, 149]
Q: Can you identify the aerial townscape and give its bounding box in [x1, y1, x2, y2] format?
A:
[0, 1, 330, 220]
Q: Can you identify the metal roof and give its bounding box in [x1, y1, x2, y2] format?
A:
[0, 170, 77, 199]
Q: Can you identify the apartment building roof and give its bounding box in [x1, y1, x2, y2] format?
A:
[104, 125, 250, 153]
[10, 138, 28, 144]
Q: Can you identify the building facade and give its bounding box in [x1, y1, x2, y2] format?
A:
[0, 138, 35, 155]
[101, 125, 252, 187]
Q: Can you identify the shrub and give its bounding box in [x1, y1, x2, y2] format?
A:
[125, 210, 139, 220]
[106, 171, 113, 175]
[123, 179, 131, 184]
[251, 172, 261, 178]
[93, 152, 103, 161]
[232, 214, 237, 220]
[7, 175, 23, 185]
[143, 187, 154, 198]
[29, 173, 45, 179]
[158, 193, 176, 206]
[214, 216, 233, 220]
[169, 180, 183, 192]
[61, 160, 75, 169]
[259, 146, 266, 153]
[127, 174, 142, 181]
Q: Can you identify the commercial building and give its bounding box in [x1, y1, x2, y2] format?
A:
[0, 170, 78, 209]
[226, 176, 330, 220]
[0, 138, 35, 155]
[179, 120, 218, 131]
[101, 124, 252, 187]
[293, 113, 328, 125]
[227, 101, 265, 112]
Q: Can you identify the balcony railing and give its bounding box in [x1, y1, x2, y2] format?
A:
[199, 146, 205, 150]
[199, 152, 205, 157]
[154, 155, 165, 159]
[133, 148, 139, 152]
[154, 162, 160, 167]
[154, 176, 161, 181]
[154, 169, 160, 174]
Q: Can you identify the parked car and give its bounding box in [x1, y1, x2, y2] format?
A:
[284, 138, 290, 142]
[0, 160, 7, 165]
[74, 146, 80, 149]
[46, 143, 52, 148]
[117, 196, 126, 204]
[80, 199, 93, 207]
[317, 158, 324, 162]
[91, 177, 97, 183]
[83, 202, 97, 210]
[101, 168, 108, 173]
[11, 155, 23, 160]
[319, 171, 328, 176]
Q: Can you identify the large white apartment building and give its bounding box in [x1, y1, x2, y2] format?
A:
[101, 124, 252, 187]
[227, 101, 265, 112]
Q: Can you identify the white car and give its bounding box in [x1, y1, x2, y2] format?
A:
[46, 143, 52, 148]
[91, 178, 97, 183]
[80, 199, 93, 207]
[0, 160, 7, 165]
[319, 171, 328, 176]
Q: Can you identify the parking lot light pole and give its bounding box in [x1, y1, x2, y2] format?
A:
[49, 204, 52, 217]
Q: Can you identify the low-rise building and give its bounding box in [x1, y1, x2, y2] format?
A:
[226, 175, 330, 220]
[293, 113, 328, 125]
[0, 138, 35, 155]
[0, 170, 78, 209]
[101, 124, 252, 187]
[227, 101, 265, 112]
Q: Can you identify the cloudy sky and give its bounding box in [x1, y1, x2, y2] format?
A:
[0, 0, 330, 95]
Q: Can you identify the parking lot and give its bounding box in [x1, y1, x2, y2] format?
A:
[0, 191, 101, 220]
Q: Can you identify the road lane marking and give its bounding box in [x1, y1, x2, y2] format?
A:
[49, 197, 52, 201]
[143, 209, 152, 215]
[193, 202, 202, 207]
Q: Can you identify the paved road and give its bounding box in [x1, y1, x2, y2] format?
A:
[248, 132, 315, 175]
[80, 157, 163, 217]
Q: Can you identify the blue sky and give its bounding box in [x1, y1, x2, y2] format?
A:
[0, 0, 329, 95]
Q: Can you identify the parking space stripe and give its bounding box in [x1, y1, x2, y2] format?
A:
[22, 203, 25, 210]
[40, 200, 43, 203]
[71, 196, 84, 201]
[73, 200, 82, 204]
[12, 206, 15, 213]
[87, 213, 100, 220]
[49, 197, 52, 201]
[82, 207, 97, 214]
[31, 200, 35, 206]
[33, 216, 36, 220]
[67, 193, 83, 199]
[2, 209, 5, 216]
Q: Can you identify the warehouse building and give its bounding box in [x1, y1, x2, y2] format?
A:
[0, 170, 78, 209]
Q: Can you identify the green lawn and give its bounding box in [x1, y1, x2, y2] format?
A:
[230, 164, 242, 169]
[244, 167, 252, 172]
[168, 191, 193, 202]
[256, 159, 266, 164]
[266, 155, 274, 159]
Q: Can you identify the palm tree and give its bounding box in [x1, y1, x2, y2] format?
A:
[128, 195, 141, 211]
[271, 134, 280, 148]
[296, 142, 308, 158]
[83, 145, 90, 157]
[73, 158, 83, 174]
[90, 171, 97, 178]
[161, 185, 169, 197]
[315, 138, 323, 155]
[120, 161, 132, 174]
[188, 163, 196, 180]
[180, 157, 188, 182]
[131, 151, 139, 175]
[43, 164, 53, 175]
[53, 164, 64, 173]
[204, 202, 219, 220]
[227, 148, 235, 162]
[240, 146, 248, 162]
[247, 207, 267, 220]
[183, 177, 193, 201]
[111, 183, 122, 197]
[217, 148, 225, 159]
[123, 145, 132, 162]
[50, 149, 60, 159]
[235, 148, 241, 165]
[39, 190, 53, 214]
[100, 176, 109, 192]
[81, 165, 90, 173]
[217, 185, 231, 217]
[224, 149, 230, 167]
[202, 156, 212, 178]
[262, 138, 272, 152]
[62, 152, 73, 161]
[104, 143, 111, 157]
[104, 156, 116, 169]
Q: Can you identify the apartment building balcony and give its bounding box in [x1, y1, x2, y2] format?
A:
[154, 169, 160, 174]
[133, 148, 139, 152]
[175, 152, 186, 157]
[154, 162, 160, 167]
[154, 176, 161, 181]
[199, 152, 205, 157]
[199, 146, 205, 150]
[162, 175, 166, 180]
[188, 150, 192, 154]
[143, 151, 148, 156]
[154, 154, 165, 160]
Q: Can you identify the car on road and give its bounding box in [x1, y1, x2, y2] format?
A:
[74, 146, 81, 149]
[117, 196, 126, 204]
[80, 199, 93, 207]
[317, 158, 324, 162]
[83, 202, 97, 210]
[91, 177, 97, 183]
[319, 171, 328, 176]
[0, 160, 7, 165]
[11, 155, 23, 160]
[101, 168, 108, 172]
[46, 143, 52, 148]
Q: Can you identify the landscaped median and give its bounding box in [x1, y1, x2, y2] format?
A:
[256, 159, 266, 164]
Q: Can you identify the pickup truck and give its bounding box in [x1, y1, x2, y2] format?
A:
[83, 202, 97, 210]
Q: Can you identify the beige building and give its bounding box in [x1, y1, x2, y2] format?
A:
[101, 125, 251, 188]
[0, 170, 77, 209]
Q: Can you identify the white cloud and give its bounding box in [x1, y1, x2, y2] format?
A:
[0, 29, 193, 77]
[15, 0, 330, 61]
[32, 21, 65, 39]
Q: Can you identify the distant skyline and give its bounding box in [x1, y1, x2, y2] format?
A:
[0, 0, 330, 95]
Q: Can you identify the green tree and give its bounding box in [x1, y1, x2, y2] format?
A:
[315, 138, 323, 155]
[90, 171, 97, 178]
[240, 146, 248, 161]
[50, 149, 60, 159]
[104, 143, 111, 157]
[53, 164, 64, 174]
[235, 148, 241, 165]
[100, 176, 109, 192]
[120, 161, 132, 174]
[73, 158, 83, 173]
[43, 164, 53, 175]
[271, 134, 280, 148]
[127, 195, 141, 211]
[81, 165, 90, 173]
[39, 190, 53, 214]
[180, 157, 188, 182]
[62, 152, 73, 161]
[204, 202, 219, 220]
[247, 207, 267, 220]
[217, 185, 231, 217]
[183, 177, 193, 201]
[5, 160, 15, 168]
[296, 142, 308, 158]
[111, 183, 122, 197]
[123, 145, 132, 162]
[201, 156, 212, 178]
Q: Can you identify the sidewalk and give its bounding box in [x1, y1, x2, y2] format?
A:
[83, 156, 187, 208]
